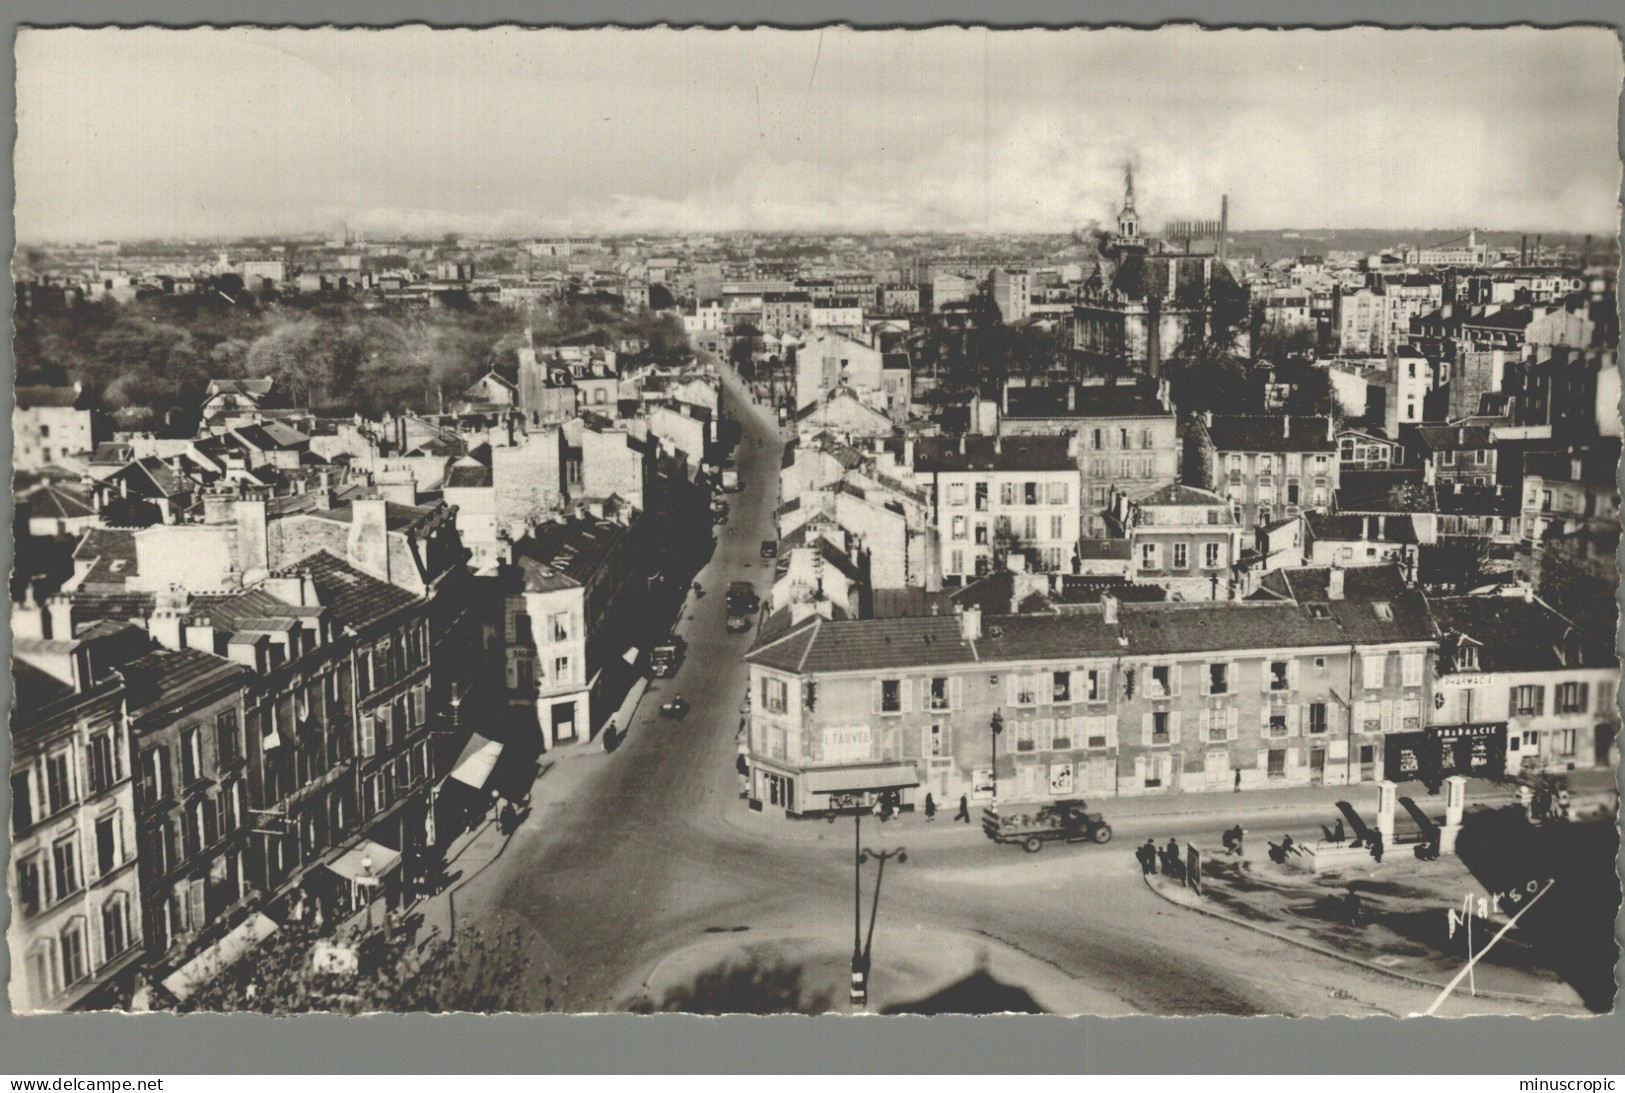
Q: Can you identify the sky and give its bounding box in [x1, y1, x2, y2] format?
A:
[13, 26, 1623, 241]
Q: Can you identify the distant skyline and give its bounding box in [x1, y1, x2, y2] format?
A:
[15, 26, 1623, 243]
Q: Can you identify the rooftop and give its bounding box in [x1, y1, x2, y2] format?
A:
[1430, 595, 1616, 672]
[908, 435, 1077, 473]
[1001, 382, 1170, 420]
[1205, 415, 1336, 453]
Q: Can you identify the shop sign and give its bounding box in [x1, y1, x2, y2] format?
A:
[822, 725, 873, 764]
[1049, 763, 1075, 796]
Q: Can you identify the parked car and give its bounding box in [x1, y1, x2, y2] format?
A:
[726, 614, 752, 634]
[711, 508, 729, 526]
[650, 637, 686, 679]
[726, 581, 759, 614]
[760, 540, 778, 559]
[659, 696, 690, 719]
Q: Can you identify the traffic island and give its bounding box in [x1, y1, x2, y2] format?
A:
[1147, 831, 1591, 1011]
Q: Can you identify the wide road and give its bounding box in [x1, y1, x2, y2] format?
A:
[445, 356, 1544, 1017]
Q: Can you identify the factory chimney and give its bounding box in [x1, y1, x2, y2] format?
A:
[1219, 195, 1229, 260]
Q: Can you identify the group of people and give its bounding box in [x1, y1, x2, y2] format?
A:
[1135, 836, 1185, 880]
[921, 793, 974, 823]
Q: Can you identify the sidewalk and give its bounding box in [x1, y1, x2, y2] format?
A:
[1142, 833, 1590, 1011]
[719, 769, 1619, 847]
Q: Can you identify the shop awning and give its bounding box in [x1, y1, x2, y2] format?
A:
[804, 764, 920, 795]
[327, 841, 402, 887]
[447, 734, 504, 790]
[162, 913, 279, 1002]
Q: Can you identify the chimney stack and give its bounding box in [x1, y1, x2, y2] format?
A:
[1101, 591, 1119, 625]
[1327, 567, 1345, 601]
[959, 604, 983, 642]
[1282, 416, 1291, 438]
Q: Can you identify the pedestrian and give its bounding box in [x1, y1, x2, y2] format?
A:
[1281, 832, 1297, 856]
[1164, 837, 1180, 875]
[924, 793, 937, 822]
[1370, 830, 1385, 864]
[1233, 768, 1242, 793]
[1222, 827, 1236, 855]
[1233, 826, 1245, 856]
[1139, 839, 1158, 876]
[1332, 818, 1346, 845]
[955, 795, 971, 823]
[1345, 890, 1362, 926]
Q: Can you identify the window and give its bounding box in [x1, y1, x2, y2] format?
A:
[1557, 729, 1577, 757]
[46, 749, 74, 815]
[974, 483, 988, 511]
[95, 814, 118, 875]
[1140, 428, 1154, 450]
[102, 894, 130, 960]
[89, 732, 118, 795]
[1022, 515, 1039, 541]
[1149, 664, 1175, 698]
[1052, 671, 1071, 703]
[1172, 543, 1188, 570]
[880, 680, 902, 714]
[1050, 515, 1065, 541]
[1361, 700, 1383, 733]
[52, 837, 80, 902]
[1267, 749, 1287, 779]
[1024, 482, 1040, 506]
[1140, 543, 1160, 571]
[553, 656, 571, 682]
[1512, 685, 1542, 716]
[1119, 428, 1132, 450]
[947, 483, 967, 506]
[761, 677, 788, 714]
[1208, 663, 1229, 695]
[550, 612, 571, 642]
[952, 515, 968, 540]
[1269, 661, 1289, 691]
[1015, 675, 1037, 706]
[1083, 668, 1106, 702]
[1558, 681, 1589, 714]
[1015, 723, 1035, 752]
[1152, 712, 1170, 745]
[1373, 602, 1393, 621]
[16, 855, 43, 917]
[60, 921, 86, 987]
[1000, 482, 1016, 506]
[13, 770, 35, 831]
[216, 711, 240, 766]
[1204, 542, 1222, 568]
[356, 652, 372, 695]
[949, 550, 964, 575]
[1268, 712, 1288, 738]
[515, 657, 535, 690]
[928, 724, 944, 757]
[928, 677, 952, 711]
[181, 727, 203, 785]
[1091, 428, 1103, 451]
[1046, 481, 1068, 505]
[1308, 703, 1328, 734]
[1362, 654, 1386, 690]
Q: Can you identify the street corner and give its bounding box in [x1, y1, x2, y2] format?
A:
[620, 923, 1128, 1017]
[1158, 836, 1591, 1011]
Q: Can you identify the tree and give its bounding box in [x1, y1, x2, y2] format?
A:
[180, 923, 534, 1015]
[629, 955, 834, 1016]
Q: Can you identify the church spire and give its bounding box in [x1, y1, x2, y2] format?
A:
[1122, 163, 1137, 214]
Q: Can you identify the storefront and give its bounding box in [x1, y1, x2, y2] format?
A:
[1384, 722, 1508, 784]
[750, 761, 920, 817]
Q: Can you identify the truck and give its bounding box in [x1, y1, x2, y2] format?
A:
[981, 799, 1112, 853]
[720, 468, 742, 493]
[650, 637, 686, 679]
[725, 581, 759, 616]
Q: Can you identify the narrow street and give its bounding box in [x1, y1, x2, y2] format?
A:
[440, 359, 1565, 1018]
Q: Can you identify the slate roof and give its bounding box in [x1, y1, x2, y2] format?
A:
[515, 517, 630, 589]
[16, 385, 84, 410]
[1429, 596, 1616, 672]
[1000, 382, 1170, 420]
[1076, 538, 1133, 561]
[1305, 512, 1418, 544]
[1259, 566, 1435, 645]
[1413, 424, 1495, 451]
[24, 482, 95, 520]
[1336, 470, 1436, 513]
[302, 497, 443, 534]
[120, 647, 245, 718]
[746, 614, 975, 674]
[14, 659, 75, 713]
[1436, 486, 1519, 516]
[1205, 416, 1336, 453]
[1137, 483, 1227, 507]
[909, 435, 1076, 473]
[286, 550, 419, 630]
[872, 587, 957, 620]
[444, 464, 493, 489]
[74, 527, 139, 564]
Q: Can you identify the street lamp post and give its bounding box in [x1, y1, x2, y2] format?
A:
[829, 794, 906, 1010]
[989, 711, 1005, 799]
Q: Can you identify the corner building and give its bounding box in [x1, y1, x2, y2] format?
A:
[743, 566, 1438, 815]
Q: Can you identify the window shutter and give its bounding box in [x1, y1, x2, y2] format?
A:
[1382, 700, 1395, 733]
[1199, 709, 1211, 740]
[872, 681, 882, 715]
[1509, 686, 1519, 715]
[1168, 712, 1182, 745]
[1259, 706, 1271, 736]
[1289, 706, 1302, 735]
[1141, 712, 1153, 744]
[950, 677, 962, 710]
[1579, 682, 1590, 712]
[1105, 715, 1118, 748]
[1038, 673, 1052, 706]
[1535, 686, 1546, 716]
[1227, 708, 1239, 739]
[360, 714, 375, 758]
[1259, 659, 1273, 692]
[1228, 662, 1239, 694]
[900, 680, 913, 714]
[1200, 667, 1210, 696]
[1170, 664, 1181, 696]
[1288, 659, 1300, 692]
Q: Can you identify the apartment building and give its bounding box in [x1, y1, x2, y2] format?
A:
[742, 565, 1437, 816]
[1192, 415, 1339, 529]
